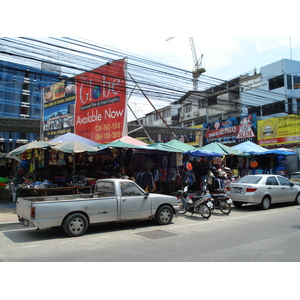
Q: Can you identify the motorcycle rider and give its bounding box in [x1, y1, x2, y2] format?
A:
[207, 167, 226, 193]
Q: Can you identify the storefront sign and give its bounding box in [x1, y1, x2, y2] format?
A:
[43, 80, 76, 141]
[258, 114, 300, 146]
[75, 59, 127, 144]
[202, 114, 257, 145]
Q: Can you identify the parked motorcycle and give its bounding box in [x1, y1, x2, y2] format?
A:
[177, 185, 213, 219]
[209, 192, 233, 215]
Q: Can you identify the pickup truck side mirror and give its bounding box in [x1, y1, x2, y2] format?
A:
[144, 191, 149, 197]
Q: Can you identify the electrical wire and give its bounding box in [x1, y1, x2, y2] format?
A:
[0, 37, 291, 115]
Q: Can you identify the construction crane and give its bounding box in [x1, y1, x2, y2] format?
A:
[189, 37, 206, 91]
[165, 37, 205, 90]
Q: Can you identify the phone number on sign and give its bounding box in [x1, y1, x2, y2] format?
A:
[95, 122, 121, 132]
[95, 131, 122, 142]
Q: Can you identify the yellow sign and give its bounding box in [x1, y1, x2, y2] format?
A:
[258, 114, 300, 146]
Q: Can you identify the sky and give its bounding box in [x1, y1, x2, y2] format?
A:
[2, 2, 300, 122]
[90, 36, 300, 120]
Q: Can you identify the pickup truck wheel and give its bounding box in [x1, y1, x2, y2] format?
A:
[63, 213, 88, 237]
[155, 205, 173, 225]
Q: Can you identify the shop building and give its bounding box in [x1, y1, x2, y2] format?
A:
[137, 59, 300, 149]
[0, 60, 66, 153]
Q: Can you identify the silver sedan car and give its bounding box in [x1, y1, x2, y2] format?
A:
[228, 174, 300, 209]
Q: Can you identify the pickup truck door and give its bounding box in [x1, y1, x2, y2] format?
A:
[119, 182, 152, 220]
[89, 181, 118, 223]
[87, 197, 118, 223]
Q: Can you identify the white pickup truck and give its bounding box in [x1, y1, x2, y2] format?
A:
[16, 178, 179, 237]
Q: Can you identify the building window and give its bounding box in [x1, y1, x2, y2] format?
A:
[288, 98, 293, 114]
[207, 96, 217, 106]
[287, 75, 292, 89]
[163, 109, 170, 118]
[183, 122, 192, 127]
[183, 103, 192, 113]
[293, 75, 300, 89]
[262, 101, 285, 116]
[269, 75, 284, 90]
[248, 106, 261, 116]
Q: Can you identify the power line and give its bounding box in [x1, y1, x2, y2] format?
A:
[0, 37, 288, 114]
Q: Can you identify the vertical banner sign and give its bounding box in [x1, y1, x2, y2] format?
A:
[75, 59, 127, 144]
[43, 80, 76, 141]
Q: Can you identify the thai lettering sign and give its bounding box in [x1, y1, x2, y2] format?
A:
[257, 114, 300, 146]
[203, 114, 257, 145]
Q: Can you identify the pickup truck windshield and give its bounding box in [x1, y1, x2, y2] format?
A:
[95, 181, 115, 196]
[120, 182, 145, 197]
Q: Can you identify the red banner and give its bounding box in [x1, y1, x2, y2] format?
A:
[74, 59, 127, 144]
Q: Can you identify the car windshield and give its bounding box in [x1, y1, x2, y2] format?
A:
[236, 176, 262, 184]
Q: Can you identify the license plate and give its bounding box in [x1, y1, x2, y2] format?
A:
[227, 199, 233, 204]
[232, 188, 241, 193]
[206, 201, 213, 208]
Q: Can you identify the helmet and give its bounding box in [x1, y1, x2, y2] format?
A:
[211, 166, 217, 172]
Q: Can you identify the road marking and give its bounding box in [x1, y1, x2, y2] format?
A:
[20, 244, 39, 249]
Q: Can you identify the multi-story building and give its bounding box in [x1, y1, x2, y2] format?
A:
[0, 60, 65, 152]
[240, 59, 300, 118]
[136, 59, 300, 147]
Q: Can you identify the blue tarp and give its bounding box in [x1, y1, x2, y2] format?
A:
[184, 149, 223, 157]
[254, 149, 298, 156]
[232, 141, 267, 154]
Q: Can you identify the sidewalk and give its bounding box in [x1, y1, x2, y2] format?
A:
[0, 201, 19, 224]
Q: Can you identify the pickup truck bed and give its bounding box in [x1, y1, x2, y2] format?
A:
[16, 179, 179, 237]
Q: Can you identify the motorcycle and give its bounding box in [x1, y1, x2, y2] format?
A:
[208, 191, 233, 215]
[177, 184, 214, 219]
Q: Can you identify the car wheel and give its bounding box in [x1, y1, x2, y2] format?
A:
[155, 205, 173, 225]
[233, 201, 243, 208]
[260, 196, 271, 210]
[294, 193, 300, 205]
[63, 213, 88, 237]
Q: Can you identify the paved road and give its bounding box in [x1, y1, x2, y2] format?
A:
[1, 203, 300, 262]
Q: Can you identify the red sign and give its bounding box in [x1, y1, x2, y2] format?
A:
[74, 59, 127, 144]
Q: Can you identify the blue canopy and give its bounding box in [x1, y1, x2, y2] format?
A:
[254, 149, 298, 156]
[232, 141, 267, 154]
[184, 149, 223, 157]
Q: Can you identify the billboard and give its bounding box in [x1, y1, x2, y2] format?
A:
[43, 79, 75, 140]
[202, 114, 257, 145]
[42, 59, 127, 143]
[75, 59, 127, 144]
[258, 114, 300, 146]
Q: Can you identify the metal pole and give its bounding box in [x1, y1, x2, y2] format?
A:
[128, 72, 177, 140]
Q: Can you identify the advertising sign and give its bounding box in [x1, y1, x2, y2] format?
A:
[43, 80, 75, 141]
[203, 114, 257, 145]
[75, 59, 127, 144]
[257, 114, 300, 146]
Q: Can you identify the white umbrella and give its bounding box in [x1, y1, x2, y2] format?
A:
[51, 141, 99, 154]
[6, 141, 56, 156]
[51, 141, 99, 184]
